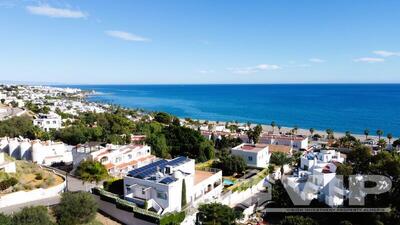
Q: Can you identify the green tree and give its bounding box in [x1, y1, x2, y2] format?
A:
[0, 213, 11, 225]
[364, 129, 370, 140]
[197, 203, 242, 225]
[181, 179, 187, 208]
[55, 192, 97, 225]
[214, 155, 247, 176]
[279, 216, 319, 225]
[75, 160, 108, 184]
[12, 206, 54, 225]
[387, 133, 393, 145]
[376, 129, 384, 140]
[271, 121, 276, 133]
[309, 128, 315, 136]
[347, 145, 372, 174]
[146, 133, 170, 158]
[154, 112, 172, 124]
[270, 152, 292, 177]
[0, 116, 42, 139]
[326, 128, 334, 140]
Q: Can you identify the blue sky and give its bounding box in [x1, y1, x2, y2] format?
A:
[1, 0, 399, 84]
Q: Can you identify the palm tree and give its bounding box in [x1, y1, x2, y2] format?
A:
[270, 152, 292, 178]
[326, 128, 334, 139]
[364, 129, 370, 140]
[345, 131, 351, 137]
[293, 125, 298, 134]
[309, 128, 315, 136]
[376, 129, 384, 140]
[387, 133, 393, 145]
[278, 125, 282, 133]
[378, 139, 387, 150]
[271, 121, 276, 133]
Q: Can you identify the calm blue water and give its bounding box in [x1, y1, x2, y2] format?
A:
[67, 84, 400, 136]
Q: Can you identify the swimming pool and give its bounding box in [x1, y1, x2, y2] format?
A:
[223, 179, 235, 186]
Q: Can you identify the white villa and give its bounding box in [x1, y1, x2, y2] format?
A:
[90, 144, 156, 177]
[33, 112, 62, 131]
[231, 143, 271, 168]
[0, 137, 72, 166]
[285, 149, 346, 206]
[260, 134, 309, 150]
[123, 156, 223, 214]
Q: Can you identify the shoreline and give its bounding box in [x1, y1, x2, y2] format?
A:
[194, 119, 395, 141]
[79, 87, 397, 141]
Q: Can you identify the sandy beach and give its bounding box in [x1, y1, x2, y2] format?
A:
[195, 119, 396, 141]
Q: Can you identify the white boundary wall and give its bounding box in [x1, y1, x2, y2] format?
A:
[0, 172, 66, 208]
[220, 178, 265, 207]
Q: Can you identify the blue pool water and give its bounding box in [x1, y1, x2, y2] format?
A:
[64, 84, 400, 136]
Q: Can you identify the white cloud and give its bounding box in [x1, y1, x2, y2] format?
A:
[26, 5, 87, 18]
[354, 57, 385, 63]
[228, 64, 280, 74]
[198, 70, 215, 74]
[373, 50, 400, 57]
[105, 30, 150, 42]
[309, 58, 325, 63]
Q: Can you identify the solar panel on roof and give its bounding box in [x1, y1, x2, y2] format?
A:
[159, 177, 177, 184]
[128, 159, 167, 176]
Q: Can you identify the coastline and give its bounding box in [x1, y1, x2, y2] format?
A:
[76, 85, 398, 141]
[195, 119, 393, 141]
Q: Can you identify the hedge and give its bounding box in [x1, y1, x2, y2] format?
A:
[92, 187, 163, 223]
[160, 211, 186, 225]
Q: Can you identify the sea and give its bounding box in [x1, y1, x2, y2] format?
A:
[66, 84, 400, 136]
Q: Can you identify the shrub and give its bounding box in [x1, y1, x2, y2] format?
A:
[0, 213, 12, 225]
[160, 211, 186, 225]
[35, 172, 43, 180]
[12, 206, 54, 225]
[55, 192, 98, 225]
[103, 178, 124, 196]
[0, 177, 18, 191]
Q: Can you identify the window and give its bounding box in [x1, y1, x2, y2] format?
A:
[248, 156, 253, 161]
[128, 154, 132, 160]
[157, 191, 167, 200]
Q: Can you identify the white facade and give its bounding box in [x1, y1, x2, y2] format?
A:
[0, 152, 16, 173]
[231, 143, 270, 168]
[260, 134, 309, 150]
[286, 149, 345, 207]
[0, 137, 73, 166]
[33, 112, 62, 131]
[123, 157, 223, 214]
[90, 144, 156, 177]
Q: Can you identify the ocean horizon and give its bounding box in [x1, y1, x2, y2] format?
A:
[62, 84, 400, 137]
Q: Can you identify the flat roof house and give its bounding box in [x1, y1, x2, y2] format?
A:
[260, 134, 309, 150]
[33, 112, 62, 132]
[123, 156, 222, 214]
[231, 143, 270, 168]
[90, 144, 156, 177]
[286, 149, 345, 207]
